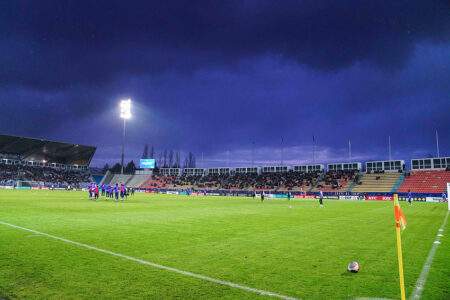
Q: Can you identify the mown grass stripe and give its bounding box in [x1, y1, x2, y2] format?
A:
[409, 210, 449, 300]
[0, 221, 298, 300]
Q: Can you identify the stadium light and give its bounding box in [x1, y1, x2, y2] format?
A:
[120, 99, 132, 174]
[120, 99, 132, 119]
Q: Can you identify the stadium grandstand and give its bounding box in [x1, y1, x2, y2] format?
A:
[0, 134, 96, 189]
[98, 156, 449, 200]
[113, 157, 446, 198]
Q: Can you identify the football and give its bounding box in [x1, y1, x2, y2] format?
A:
[348, 261, 360, 273]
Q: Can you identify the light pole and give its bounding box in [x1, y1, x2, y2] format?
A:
[120, 99, 131, 174]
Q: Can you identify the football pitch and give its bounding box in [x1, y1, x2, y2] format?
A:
[0, 191, 448, 300]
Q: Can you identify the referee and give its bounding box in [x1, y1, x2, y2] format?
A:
[319, 189, 324, 207]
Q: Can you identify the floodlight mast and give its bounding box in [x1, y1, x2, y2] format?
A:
[120, 99, 131, 174]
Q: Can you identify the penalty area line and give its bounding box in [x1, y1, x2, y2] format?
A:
[0, 221, 298, 300]
[409, 210, 449, 300]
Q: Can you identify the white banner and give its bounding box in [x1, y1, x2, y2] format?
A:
[0, 185, 13, 189]
[339, 195, 359, 200]
[426, 197, 443, 203]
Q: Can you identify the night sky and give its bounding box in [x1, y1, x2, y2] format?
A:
[0, 1, 449, 168]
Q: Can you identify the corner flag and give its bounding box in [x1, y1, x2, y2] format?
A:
[394, 194, 407, 300]
[394, 195, 407, 231]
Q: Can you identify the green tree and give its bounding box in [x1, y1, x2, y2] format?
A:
[111, 163, 122, 173]
[142, 144, 149, 159]
[125, 160, 136, 174]
[102, 163, 110, 173]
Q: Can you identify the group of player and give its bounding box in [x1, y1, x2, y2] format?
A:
[88, 183, 135, 201]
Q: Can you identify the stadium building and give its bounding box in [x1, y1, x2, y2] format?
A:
[100, 155, 449, 201]
[0, 134, 96, 189]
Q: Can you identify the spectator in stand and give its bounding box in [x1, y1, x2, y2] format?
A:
[0, 163, 91, 188]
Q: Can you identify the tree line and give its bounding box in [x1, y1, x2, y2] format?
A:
[103, 144, 196, 174]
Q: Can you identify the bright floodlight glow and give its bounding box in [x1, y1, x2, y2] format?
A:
[120, 99, 132, 119]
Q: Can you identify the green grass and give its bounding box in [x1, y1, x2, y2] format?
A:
[0, 190, 448, 299]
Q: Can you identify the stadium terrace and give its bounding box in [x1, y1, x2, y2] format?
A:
[1, 134, 448, 202]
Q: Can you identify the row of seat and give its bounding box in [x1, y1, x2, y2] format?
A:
[352, 173, 401, 193]
[103, 170, 449, 194]
[397, 170, 449, 193]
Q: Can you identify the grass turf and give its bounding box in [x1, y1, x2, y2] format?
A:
[0, 190, 448, 299]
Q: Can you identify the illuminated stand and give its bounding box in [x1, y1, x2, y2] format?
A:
[120, 99, 131, 174]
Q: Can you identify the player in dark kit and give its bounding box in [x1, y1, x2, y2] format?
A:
[114, 184, 119, 201]
[408, 190, 412, 206]
[287, 192, 291, 201]
[260, 191, 265, 203]
[319, 189, 323, 207]
[109, 185, 114, 199]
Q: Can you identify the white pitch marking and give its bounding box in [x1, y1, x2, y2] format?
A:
[352, 298, 394, 300]
[409, 210, 449, 300]
[0, 221, 298, 300]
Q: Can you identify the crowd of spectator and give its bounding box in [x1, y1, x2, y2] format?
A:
[194, 174, 222, 189]
[146, 175, 176, 188]
[315, 170, 359, 190]
[0, 164, 91, 187]
[167, 171, 326, 191]
[172, 174, 203, 188]
[0, 164, 21, 185]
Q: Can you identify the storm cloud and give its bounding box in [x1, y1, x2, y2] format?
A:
[0, 1, 448, 167]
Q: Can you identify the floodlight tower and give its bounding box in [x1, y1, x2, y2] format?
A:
[120, 99, 131, 174]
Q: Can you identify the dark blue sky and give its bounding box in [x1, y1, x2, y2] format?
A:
[0, 0, 449, 168]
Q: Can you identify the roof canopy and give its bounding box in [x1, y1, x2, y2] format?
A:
[0, 134, 96, 166]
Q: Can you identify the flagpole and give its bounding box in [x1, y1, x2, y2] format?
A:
[394, 194, 406, 300]
[396, 224, 406, 300]
[312, 136, 315, 166]
[251, 140, 255, 167]
[436, 130, 440, 158]
[349, 140, 351, 163]
[389, 136, 392, 162]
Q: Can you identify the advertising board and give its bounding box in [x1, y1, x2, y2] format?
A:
[139, 159, 155, 169]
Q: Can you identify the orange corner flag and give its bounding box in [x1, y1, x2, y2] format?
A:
[394, 194, 407, 231]
[394, 194, 407, 300]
